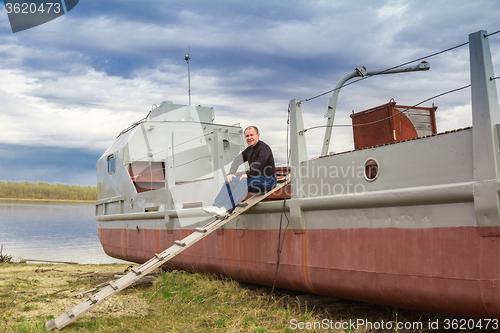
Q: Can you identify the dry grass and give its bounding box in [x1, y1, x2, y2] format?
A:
[0, 245, 14, 264]
[0, 181, 96, 201]
[0, 263, 478, 333]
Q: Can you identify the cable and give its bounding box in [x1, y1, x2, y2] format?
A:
[485, 29, 500, 37]
[172, 131, 214, 148]
[131, 149, 167, 163]
[268, 106, 292, 301]
[302, 28, 500, 103]
[491, 76, 500, 81]
[172, 155, 212, 168]
[303, 76, 366, 102]
[266, 28, 500, 300]
[302, 40, 470, 103]
[117, 111, 152, 137]
[117, 116, 218, 139]
[300, 84, 471, 134]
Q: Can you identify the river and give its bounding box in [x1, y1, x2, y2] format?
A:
[0, 200, 130, 264]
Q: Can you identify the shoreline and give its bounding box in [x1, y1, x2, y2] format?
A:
[0, 263, 460, 332]
[0, 197, 95, 203]
[0, 263, 150, 331]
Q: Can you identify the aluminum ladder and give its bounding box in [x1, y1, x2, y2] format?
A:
[46, 176, 290, 330]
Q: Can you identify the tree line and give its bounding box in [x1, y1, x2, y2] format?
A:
[0, 181, 97, 201]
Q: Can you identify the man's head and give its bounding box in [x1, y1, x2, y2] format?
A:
[244, 126, 260, 147]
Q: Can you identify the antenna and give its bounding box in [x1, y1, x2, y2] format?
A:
[184, 47, 191, 105]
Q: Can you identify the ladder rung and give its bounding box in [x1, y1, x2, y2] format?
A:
[45, 177, 291, 330]
[66, 308, 75, 318]
[46, 319, 57, 330]
[154, 253, 166, 261]
[88, 295, 98, 304]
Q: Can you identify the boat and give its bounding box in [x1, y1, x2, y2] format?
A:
[95, 30, 500, 319]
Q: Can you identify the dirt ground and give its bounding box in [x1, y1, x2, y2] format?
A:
[0, 263, 157, 324]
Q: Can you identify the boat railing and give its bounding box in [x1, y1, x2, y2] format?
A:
[287, 29, 500, 234]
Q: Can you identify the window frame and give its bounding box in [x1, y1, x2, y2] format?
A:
[107, 155, 116, 174]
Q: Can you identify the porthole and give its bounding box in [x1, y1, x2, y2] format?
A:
[223, 139, 230, 151]
[364, 158, 379, 181]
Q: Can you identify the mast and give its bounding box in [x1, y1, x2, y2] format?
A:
[185, 49, 191, 105]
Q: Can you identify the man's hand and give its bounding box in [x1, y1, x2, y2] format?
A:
[226, 174, 248, 182]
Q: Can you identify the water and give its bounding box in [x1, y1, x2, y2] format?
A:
[0, 200, 130, 264]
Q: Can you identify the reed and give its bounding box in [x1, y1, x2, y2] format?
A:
[0, 181, 96, 201]
[0, 244, 13, 264]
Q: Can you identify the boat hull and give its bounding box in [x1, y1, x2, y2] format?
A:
[95, 30, 500, 321]
[98, 225, 500, 319]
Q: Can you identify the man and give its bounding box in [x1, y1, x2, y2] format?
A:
[204, 126, 277, 217]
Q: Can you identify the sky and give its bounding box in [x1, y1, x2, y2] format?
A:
[1, 0, 500, 186]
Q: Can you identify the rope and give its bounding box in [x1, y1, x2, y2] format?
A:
[300, 84, 471, 134]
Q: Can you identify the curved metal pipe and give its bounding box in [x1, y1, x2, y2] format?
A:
[321, 62, 430, 156]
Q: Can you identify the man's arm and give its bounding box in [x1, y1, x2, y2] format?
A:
[226, 152, 246, 182]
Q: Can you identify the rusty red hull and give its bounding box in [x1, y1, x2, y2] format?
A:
[98, 226, 500, 319]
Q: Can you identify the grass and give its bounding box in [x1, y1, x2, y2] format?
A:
[0, 181, 96, 201]
[142, 270, 305, 332]
[1, 264, 477, 333]
[1, 267, 321, 333]
[0, 244, 14, 264]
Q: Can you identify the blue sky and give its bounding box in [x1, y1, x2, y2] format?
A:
[1, 0, 500, 186]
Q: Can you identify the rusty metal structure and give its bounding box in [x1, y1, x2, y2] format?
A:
[95, 30, 500, 319]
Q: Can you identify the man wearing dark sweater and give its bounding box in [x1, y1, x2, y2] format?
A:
[204, 126, 277, 217]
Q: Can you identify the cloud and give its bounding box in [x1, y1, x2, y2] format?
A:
[0, 67, 150, 150]
[0, 0, 500, 184]
[0, 143, 100, 185]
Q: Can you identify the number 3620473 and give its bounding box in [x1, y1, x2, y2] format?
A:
[5, 2, 61, 14]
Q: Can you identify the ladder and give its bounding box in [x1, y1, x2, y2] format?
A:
[46, 176, 290, 330]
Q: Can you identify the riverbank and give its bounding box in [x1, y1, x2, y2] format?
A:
[0, 197, 94, 203]
[0, 263, 152, 332]
[0, 181, 96, 202]
[0, 263, 464, 332]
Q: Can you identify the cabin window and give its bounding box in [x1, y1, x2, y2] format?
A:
[223, 139, 230, 151]
[128, 161, 165, 193]
[107, 155, 115, 174]
[364, 159, 379, 181]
